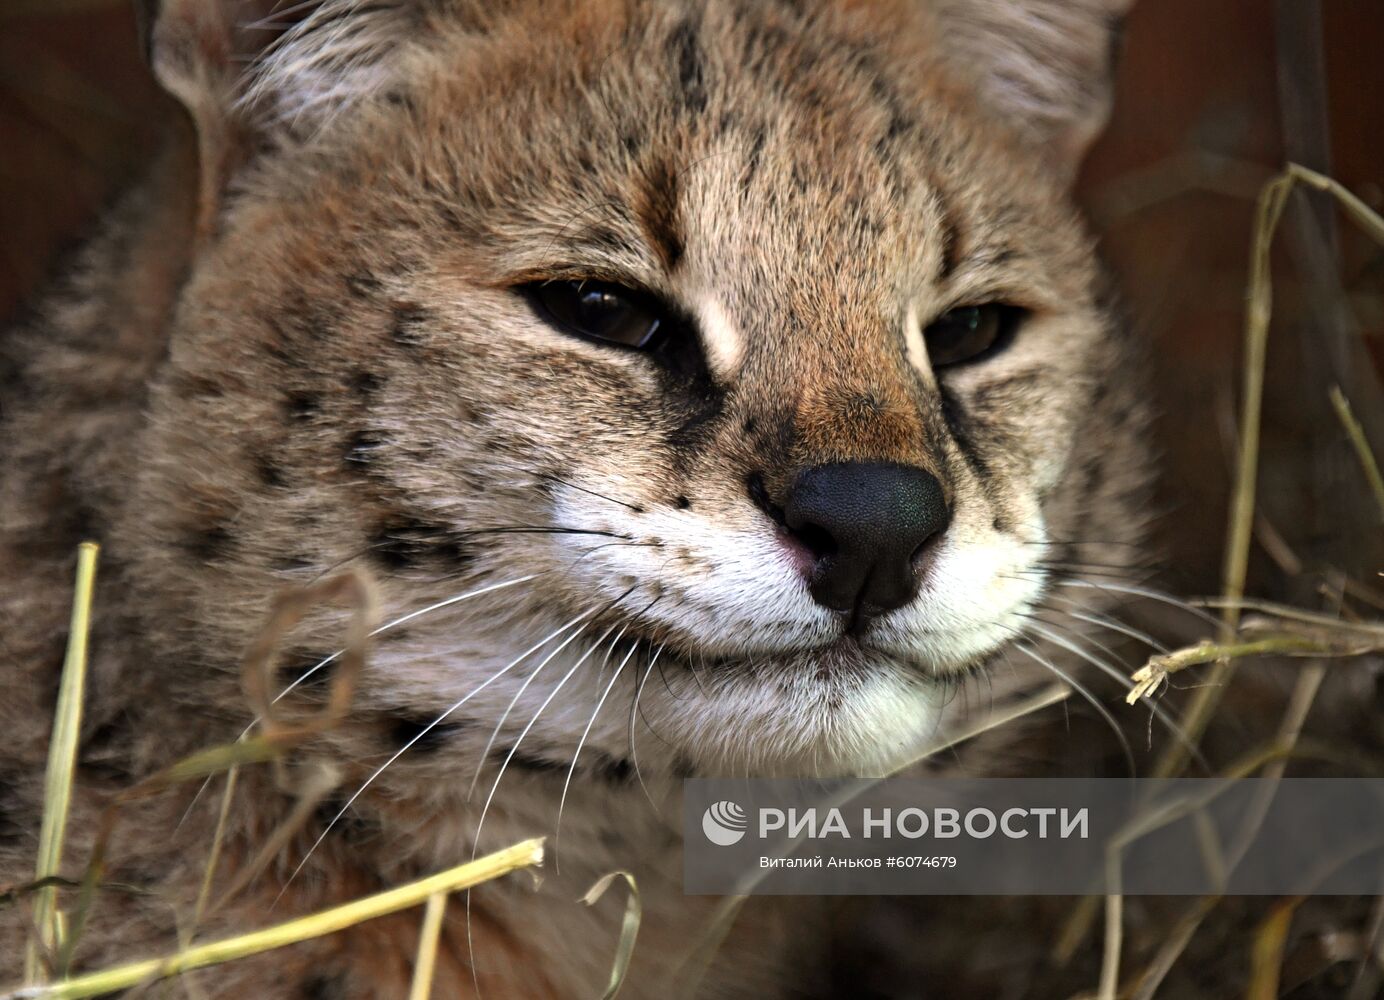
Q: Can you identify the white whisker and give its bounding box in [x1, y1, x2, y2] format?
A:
[465, 622, 596, 799]
[628, 643, 666, 808]
[1043, 598, 1170, 653]
[176, 574, 539, 834]
[274, 604, 594, 901]
[472, 622, 622, 859]
[1059, 579, 1221, 629]
[1012, 639, 1135, 777]
[1022, 619, 1206, 769]
[556, 641, 639, 861]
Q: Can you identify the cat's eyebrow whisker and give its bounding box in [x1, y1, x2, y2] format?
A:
[175, 573, 541, 834]
[1009, 637, 1136, 778]
[274, 605, 598, 901]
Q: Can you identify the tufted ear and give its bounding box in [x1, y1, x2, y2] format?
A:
[134, 0, 415, 242]
[931, 0, 1134, 178]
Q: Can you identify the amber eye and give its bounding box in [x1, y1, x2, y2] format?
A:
[523, 280, 664, 349]
[923, 304, 1022, 367]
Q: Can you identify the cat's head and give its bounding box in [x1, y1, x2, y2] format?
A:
[129, 0, 1141, 782]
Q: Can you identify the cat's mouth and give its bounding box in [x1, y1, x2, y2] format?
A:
[648, 625, 997, 682]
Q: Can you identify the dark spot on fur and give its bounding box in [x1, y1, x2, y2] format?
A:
[741, 127, 767, 189]
[636, 158, 684, 270]
[299, 973, 348, 1000]
[497, 745, 634, 783]
[255, 455, 286, 488]
[350, 371, 384, 395]
[591, 751, 634, 783]
[278, 649, 335, 690]
[745, 407, 797, 465]
[388, 715, 467, 752]
[669, 17, 708, 113]
[286, 391, 319, 421]
[0, 773, 27, 845]
[747, 472, 787, 527]
[661, 388, 725, 466]
[674, 495, 691, 510]
[79, 714, 136, 784]
[274, 552, 315, 572]
[497, 746, 566, 774]
[389, 303, 431, 348]
[344, 430, 386, 467]
[312, 796, 378, 845]
[368, 515, 471, 571]
[933, 193, 962, 282]
[345, 272, 382, 298]
[936, 384, 990, 481]
[183, 522, 234, 562]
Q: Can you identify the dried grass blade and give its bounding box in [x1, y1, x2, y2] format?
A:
[406, 892, 449, 1000]
[24, 543, 99, 984]
[1329, 385, 1384, 521]
[7, 839, 544, 1000]
[583, 871, 641, 1000]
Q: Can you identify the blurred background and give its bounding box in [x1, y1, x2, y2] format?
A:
[2, 2, 1382, 997]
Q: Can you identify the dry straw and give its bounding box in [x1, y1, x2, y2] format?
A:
[23, 542, 99, 984]
[3, 564, 558, 1000]
[7, 839, 545, 1000]
[3, 553, 654, 1000]
[1091, 163, 1384, 1000]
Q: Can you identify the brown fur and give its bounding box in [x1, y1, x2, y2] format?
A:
[2, 1, 1141, 996]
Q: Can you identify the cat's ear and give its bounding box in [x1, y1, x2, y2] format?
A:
[931, 0, 1134, 178]
[134, 0, 268, 242]
[134, 0, 413, 240]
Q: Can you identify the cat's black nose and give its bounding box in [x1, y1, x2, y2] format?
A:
[782, 461, 949, 623]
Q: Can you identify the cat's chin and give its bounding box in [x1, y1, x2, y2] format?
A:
[644, 642, 959, 779]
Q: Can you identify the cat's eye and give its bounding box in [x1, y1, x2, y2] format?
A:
[923, 303, 1022, 366]
[523, 279, 664, 349]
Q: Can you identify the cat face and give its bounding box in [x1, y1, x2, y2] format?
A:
[131, 0, 1140, 779]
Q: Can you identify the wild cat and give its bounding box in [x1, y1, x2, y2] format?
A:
[0, 0, 1146, 996]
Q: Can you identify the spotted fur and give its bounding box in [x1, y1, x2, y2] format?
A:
[2, 1, 1142, 995]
